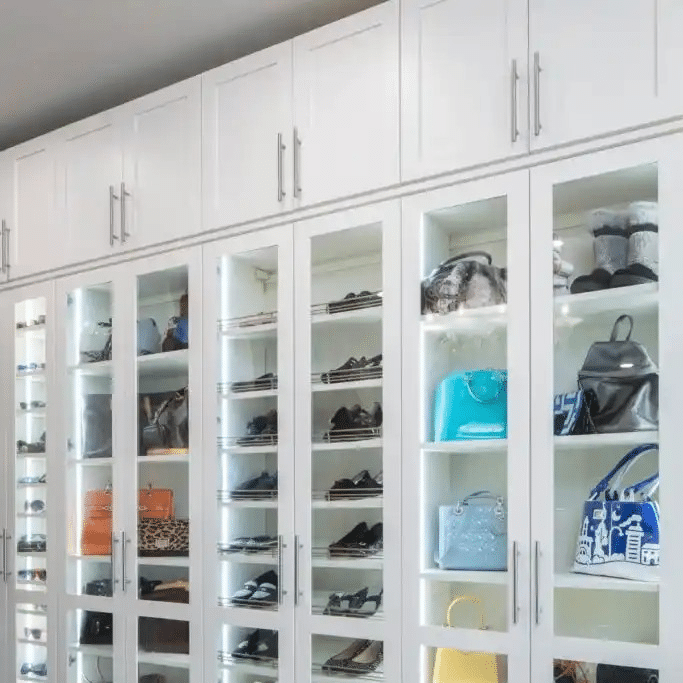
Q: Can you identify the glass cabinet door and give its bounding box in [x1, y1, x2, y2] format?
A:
[294, 203, 402, 683]
[203, 227, 295, 683]
[402, 173, 531, 683]
[530, 137, 683, 679]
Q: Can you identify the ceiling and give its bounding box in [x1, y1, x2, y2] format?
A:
[0, 0, 381, 151]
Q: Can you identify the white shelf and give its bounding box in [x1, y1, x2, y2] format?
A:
[312, 557, 383, 571]
[221, 445, 279, 455]
[222, 322, 278, 340]
[312, 379, 382, 393]
[421, 303, 507, 333]
[68, 360, 112, 376]
[69, 643, 113, 657]
[16, 552, 46, 557]
[422, 439, 507, 454]
[555, 431, 658, 451]
[312, 439, 382, 452]
[312, 307, 383, 325]
[16, 483, 47, 490]
[69, 554, 110, 562]
[15, 323, 46, 336]
[555, 282, 658, 319]
[219, 659, 279, 676]
[138, 454, 189, 464]
[554, 572, 658, 593]
[15, 370, 46, 380]
[221, 500, 279, 509]
[138, 556, 189, 567]
[17, 638, 47, 647]
[16, 513, 46, 519]
[138, 651, 190, 668]
[68, 458, 112, 467]
[138, 349, 188, 378]
[226, 389, 279, 400]
[15, 454, 46, 461]
[15, 410, 46, 418]
[218, 551, 278, 565]
[421, 569, 508, 584]
[312, 498, 383, 509]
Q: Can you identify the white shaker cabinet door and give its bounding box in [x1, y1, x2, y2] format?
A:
[0, 152, 10, 282]
[123, 77, 202, 249]
[293, 2, 399, 207]
[203, 42, 293, 230]
[401, 0, 528, 181]
[529, 0, 660, 149]
[57, 111, 125, 266]
[7, 136, 59, 279]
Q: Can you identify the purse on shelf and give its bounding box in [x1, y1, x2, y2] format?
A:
[573, 444, 659, 581]
[138, 518, 189, 557]
[553, 390, 596, 436]
[596, 664, 658, 683]
[84, 578, 112, 597]
[578, 315, 658, 433]
[432, 596, 499, 683]
[141, 579, 190, 604]
[435, 491, 507, 571]
[138, 486, 174, 520]
[140, 388, 189, 455]
[434, 370, 507, 441]
[82, 394, 113, 458]
[80, 611, 113, 645]
[422, 251, 507, 315]
[81, 488, 113, 556]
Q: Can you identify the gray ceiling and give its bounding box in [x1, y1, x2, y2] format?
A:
[0, 0, 381, 151]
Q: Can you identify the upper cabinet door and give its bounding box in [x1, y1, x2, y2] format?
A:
[203, 43, 293, 230]
[401, 0, 528, 181]
[123, 78, 202, 249]
[0, 152, 11, 282]
[293, 2, 399, 207]
[8, 137, 59, 280]
[529, 0, 661, 149]
[58, 111, 125, 266]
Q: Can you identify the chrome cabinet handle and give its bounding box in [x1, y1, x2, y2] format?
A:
[121, 531, 131, 590]
[510, 59, 520, 143]
[512, 541, 520, 624]
[534, 541, 541, 624]
[1, 219, 6, 274]
[1, 529, 6, 582]
[112, 533, 120, 588]
[109, 185, 120, 246]
[4, 222, 9, 274]
[4, 530, 11, 580]
[294, 535, 302, 605]
[533, 52, 542, 137]
[120, 182, 131, 243]
[293, 128, 302, 199]
[277, 535, 287, 604]
[277, 133, 286, 202]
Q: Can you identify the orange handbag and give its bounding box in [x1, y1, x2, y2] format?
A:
[138, 486, 174, 520]
[81, 489, 113, 556]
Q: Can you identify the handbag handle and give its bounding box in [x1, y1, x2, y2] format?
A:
[623, 471, 659, 500]
[589, 444, 658, 501]
[445, 596, 487, 630]
[465, 371, 507, 404]
[609, 314, 634, 341]
[438, 251, 493, 269]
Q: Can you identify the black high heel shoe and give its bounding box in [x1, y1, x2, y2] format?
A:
[323, 587, 368, 615]
[328, 522, 368, 557]
[350, 588, 383, 617]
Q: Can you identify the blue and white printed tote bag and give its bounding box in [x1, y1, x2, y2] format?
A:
[573, 444, 659, 582]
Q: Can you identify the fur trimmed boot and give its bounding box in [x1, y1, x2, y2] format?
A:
[570, 210, 628, 294]
[610, 201, 658, 288]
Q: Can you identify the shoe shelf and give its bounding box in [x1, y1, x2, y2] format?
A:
[312, 665, 384, 682]
[137, 349, 189, 378]
[67, 360, 112, 376]
[15, 323, 46, 336]
[554, 572, 658, 593]
[554, 431, 658, 451]
[218, 652, 278, 675]
[68, 643, 113, 657]
[312, 437, 382, 452]
[554, 282, 658, 320]
[222, 388, 279, 400]
[137, 651, 191, 669]
[137, 454, 189, 464]
[420, 568, 508, 585]
[218, 551, 279, 565]
[137, 556, 190, 567]
[218, 597, 279, 611]
[219, 313, 278, 339]
[69, 554, 110, 562]
[312, 497, 383, 510]
[311, 307, 383, 326]
[312, 378, 383, 393]
[67, 458, 111, 467]
[421, 303, 507, 335]
[219, 435, 279, 448]
[421, 439, 508, 454]
[311, 592, 384, 621]
[219, 499, 279, 510]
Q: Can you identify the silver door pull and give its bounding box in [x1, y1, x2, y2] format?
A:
[112, 533, 120, 588]
[534, 540, 541, 624]
[121, 531, 131, 591]
[109, 185, 120, 246]
[277, 133, 286, 202]
[120, 182, 131, 243]
[510, 59, 520, 143]
[294, 535, 302, 605]
[533, 52, 542, 137]
[1, 528, 6, 582]
[277, 535, 287, 604]
[1, 219, 6, 274]
[4, 530, 11, 580]
[512, 541, 520, 624]
[293, 127, 302, 199]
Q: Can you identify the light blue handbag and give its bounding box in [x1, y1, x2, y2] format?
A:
[434, 369, 507, 441]
[435, 491, 507, 570]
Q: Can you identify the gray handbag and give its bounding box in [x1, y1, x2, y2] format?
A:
[578, 315, 658, 433]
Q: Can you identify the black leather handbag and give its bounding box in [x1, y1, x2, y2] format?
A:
[80, 611, 113, 645]
[84, 578, 112, 597]
[578, 315, 658, 433]
[596, 664, 658, 683]
[82, 394, 113, 458]
[139, 388, 189, 454]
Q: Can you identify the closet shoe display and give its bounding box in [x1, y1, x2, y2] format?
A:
[231, 373, 278, 393]
[230, 570, 278, 607]
[344, 640, 383, 675]
[325, 403, 382, 442]
[237, 409, 278, 446]
[328, 522, 383, 557]
[320, 354, 383, 384]
[322, 639, 372, 672]
[326, 291, 383, 314]
[230, 471, 278, 499]
[17, 432, 46, 453]
[221, 535, 277, 553]
[610, 201, 659, 288]
[231, 629, 278, 661]
[17, 534, 47, 552]
[328, 470, 382, 500]
[323, 587, 383, 617]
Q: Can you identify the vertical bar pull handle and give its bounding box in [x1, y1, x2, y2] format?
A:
[121, 530, 129, 592]
[4, 530, 11, 580]
[1, 528, 6, 582]
[510, 59, 519, 143]
[277, 133, 286, 202]
[293, 128, 302, 199]
[1, 219, 7, 274]
[294, 535, 301, 605]
[112, 533, 120, 588]
[533, 51, 542, 137]
[109, 185, 120, 246]
[4, 222, 10, 274]
[120, 182, 131, 243]
[534, 541, 541, 624]
[277, 535, 284, 604]
[512, 541, 520, 624]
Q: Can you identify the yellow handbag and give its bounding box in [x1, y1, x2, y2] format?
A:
[432, 596, 499, 683]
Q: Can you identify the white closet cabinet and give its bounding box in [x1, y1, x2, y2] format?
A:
[57, 78, 201, 267]
[529, 1, 663, 149]
[401, 0, 528, 181]
[0, 151, 11, 282]
[292, 3, 399, 207]
[202, 44, 293, 230]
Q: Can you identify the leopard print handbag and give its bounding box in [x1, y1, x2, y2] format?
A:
[138, 518, 189, 557]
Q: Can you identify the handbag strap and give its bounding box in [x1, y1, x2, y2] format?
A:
[623, 471, 659, 501]
[589, 444, 658, 501]
[464, 370, 507, 404]
[438, 251, 493, 268]
[609, 314, 634, 341]
[445, 596, 487, 630]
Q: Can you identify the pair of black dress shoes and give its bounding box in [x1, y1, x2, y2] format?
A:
[329, 522, 383, 557]
[328, 469, 383, 500]
[220, 535, 277, 553]
[325, 403, 382, 442]
[230, 570, 278, 607]
[327, 291, 383, 314]
[323, 587, 383, 617]
[237, 409, 278, 446]
[230, 471, 278, 499]
[322, 640, 383, 675]
[231, 628, 278, 661]
[320, 354, 382, 384]
[231, 372, 278, 393]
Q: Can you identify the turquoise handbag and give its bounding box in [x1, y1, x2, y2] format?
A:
[434, 369, 507, 441]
